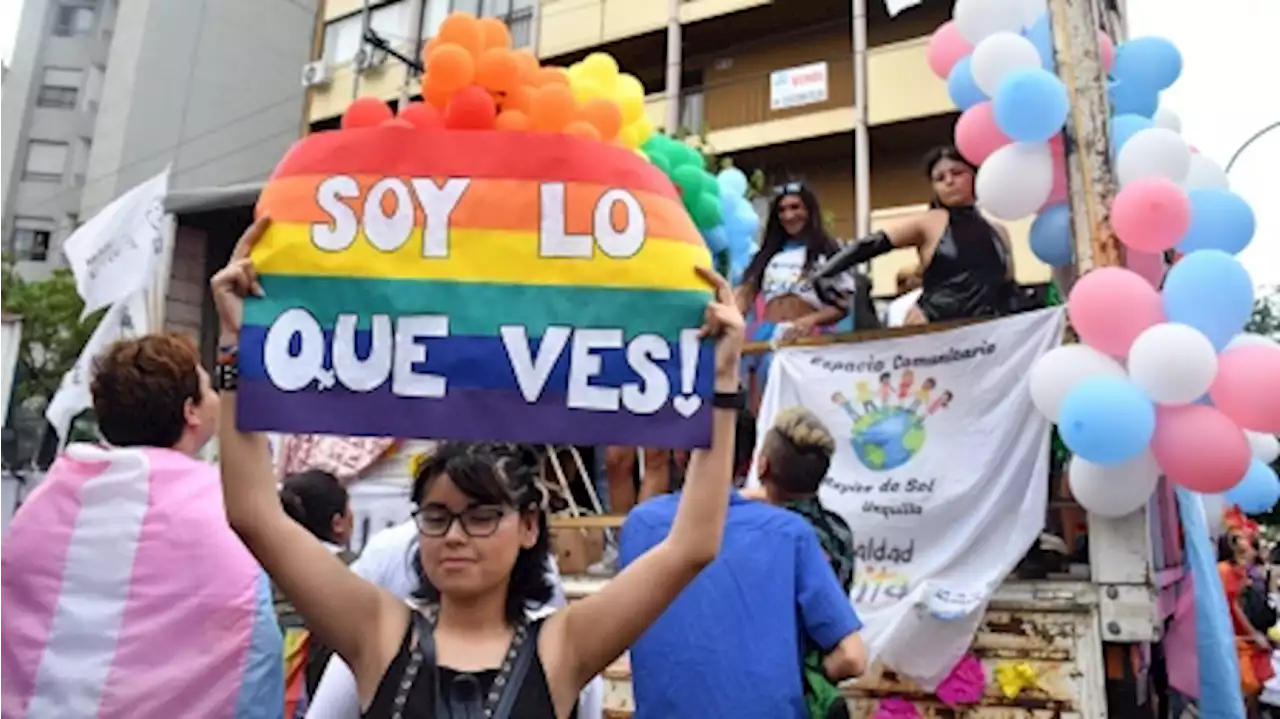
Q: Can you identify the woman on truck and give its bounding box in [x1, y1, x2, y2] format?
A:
[211, 216, 746, 719]
[1218, 527, 1275, 709]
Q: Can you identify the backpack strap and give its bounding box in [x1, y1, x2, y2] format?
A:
[490, 617, 540, 719]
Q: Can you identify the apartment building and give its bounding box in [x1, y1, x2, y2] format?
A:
[1, 0, 317, 284]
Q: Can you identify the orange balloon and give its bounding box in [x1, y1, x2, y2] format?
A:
[478, 17, 512, 50]
[426, 43, 475, 92]
[421, 37, 440, 62]
[534, 67, 569, 87]
[501, 84, 536, 114]
[437, 12, 484, 57]
[444, 85, 497, 131]
[578, 98, 623, 142]
[563, 121, 601, 142]
[495, 109, 532, 132]
[512, 49, 541, 85]
[342, 96, 393, 129]
[424, 82, 454, 109]
[399, 101, 444, 131]
[475, 48, 520, 95]
[529, 84, 576, 132]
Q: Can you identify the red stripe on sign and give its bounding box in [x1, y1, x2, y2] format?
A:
[268, 128, 680, 201]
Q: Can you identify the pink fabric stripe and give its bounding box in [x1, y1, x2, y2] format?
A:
[95, 449, 260, 719]
[1, 456, 104, 718]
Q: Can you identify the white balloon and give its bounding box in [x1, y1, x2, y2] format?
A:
[1182, 153, 1230, 190]
[1152, 106, 1182, 134]
[1029, 344, 1128, 420]
[972, 32, 1042, 96]
[1069, 452, 1161, 518]
[1127, 323, 1219, 405]
[1229, 333, 1280, 350]
[1248, 431, 1280, 464]
[1202, 493, 1228, 538]
[953, 0, 1027, 44]
[1116, 128, 1192, 186]
[976, 142, 1053, 220]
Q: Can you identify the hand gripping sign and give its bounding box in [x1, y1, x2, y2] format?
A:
[240, 128, 715, 448]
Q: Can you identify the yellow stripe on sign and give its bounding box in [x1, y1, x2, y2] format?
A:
[253, 223, 714, 292]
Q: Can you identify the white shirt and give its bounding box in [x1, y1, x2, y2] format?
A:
[305, 520, 603, 719]
[886, 288, 924, 328]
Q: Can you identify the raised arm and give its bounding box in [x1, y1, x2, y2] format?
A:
[212, 218, 402, 676]
[544, 266, 745, 692]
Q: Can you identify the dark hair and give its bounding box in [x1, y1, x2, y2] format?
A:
[923, 145, 979, 209]
[90, 333, 204, 448]
[734, 407, 758, 483]
[740, 183, 841, 293]
[411, 442, 554, 625]
[760, 407, 835, 495]
[280, 470, 349, 544]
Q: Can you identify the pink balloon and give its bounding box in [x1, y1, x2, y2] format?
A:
[1067, 266, 1165, 357]
[1151, 405, 1251, 493]
[927, 21, 973, 79]
[1098, 31, 1116, 72]
[954, 102, 1011, 165]
[1210, 345, 1280, 433]
[1042, 134, 1068, 208]
[1111, 177, 1191, 253]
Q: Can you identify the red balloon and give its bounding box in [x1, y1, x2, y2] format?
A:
[342, 97, 393, 130]
[444, 85, 497, 130]
[399, 101, 445, 131]
[381, 118, 414, 128]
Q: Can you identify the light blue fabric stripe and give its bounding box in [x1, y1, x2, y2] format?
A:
[235, 570, 286, 719]
[1175, 488, 1245, 719]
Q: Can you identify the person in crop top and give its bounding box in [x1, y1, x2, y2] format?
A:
[810, 147, 1017, 324]
[734, 182, 875, 406]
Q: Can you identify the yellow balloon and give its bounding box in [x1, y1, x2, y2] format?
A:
[617, 124, 641, 149]
[613, 73, 646, 124]
[571, 78, 604, 104]
[630, 115, 655, 145]
[580, 52, 619, 90]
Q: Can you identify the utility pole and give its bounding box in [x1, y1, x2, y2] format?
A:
[851, 0, 871, 237]
[663, 0, 682, 134]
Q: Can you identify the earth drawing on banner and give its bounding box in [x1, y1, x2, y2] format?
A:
[830, 370, 954, 471]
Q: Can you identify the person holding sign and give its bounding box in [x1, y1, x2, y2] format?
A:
[212, 217, 745, 719]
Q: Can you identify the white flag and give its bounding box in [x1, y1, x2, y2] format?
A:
[883, 0, 925, 17]
[62, 169, 170, 316]
[45, 292, 151, 441]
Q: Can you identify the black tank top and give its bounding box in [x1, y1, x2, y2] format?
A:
[363, 613, 573, 719]
[916, 206, 1013, 322]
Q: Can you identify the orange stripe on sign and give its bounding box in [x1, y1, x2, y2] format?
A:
[256, 176, 705, 246]
[268, 128, 680, 200]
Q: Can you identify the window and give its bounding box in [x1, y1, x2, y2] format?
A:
[11, 219, 54, 262]
[322, 2, 409, 66]
[448, 0, 534, 47]
[53, 2, 96, 37]
[23, 141, 69, 181]
[37, 67, 83, 109]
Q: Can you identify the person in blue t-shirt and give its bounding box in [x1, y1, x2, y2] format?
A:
[620, 410, 867, 718]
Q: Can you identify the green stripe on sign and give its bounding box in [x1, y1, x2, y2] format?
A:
[244, 274, 711, 340]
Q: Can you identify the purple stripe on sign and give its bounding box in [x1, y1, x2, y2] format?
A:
[236, 380, 713, 449]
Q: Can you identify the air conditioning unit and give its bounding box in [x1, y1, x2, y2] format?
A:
[354, 47, 389, 72]
[301, 60, 332, 89]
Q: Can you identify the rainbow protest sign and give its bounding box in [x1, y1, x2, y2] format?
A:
[238, 129, 715, 448]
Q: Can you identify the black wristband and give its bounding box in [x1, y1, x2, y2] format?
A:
[215, 345, 239, 392]
[712, 390, 745, 411]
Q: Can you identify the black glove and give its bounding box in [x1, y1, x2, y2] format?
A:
[810, 231, 895, 282]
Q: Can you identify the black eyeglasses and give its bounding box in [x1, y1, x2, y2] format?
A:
[413, 504, 508, 538]
[773, 181, 804, 196]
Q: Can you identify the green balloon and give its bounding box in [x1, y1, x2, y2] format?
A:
[649, 152, 671, 177]
[671, 164, 704, 196]
[670, 142, 704, 170]
[690, 192, 723, 229]
[697, 169, 719, 197]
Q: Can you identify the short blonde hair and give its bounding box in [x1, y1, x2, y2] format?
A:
[761, 406, 835, 494]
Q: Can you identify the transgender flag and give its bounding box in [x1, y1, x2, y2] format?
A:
[1, 444, 284, 719]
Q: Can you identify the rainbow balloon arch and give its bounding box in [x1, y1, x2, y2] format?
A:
[337, 12, 760, 283]
[927, 0, 1280, 517]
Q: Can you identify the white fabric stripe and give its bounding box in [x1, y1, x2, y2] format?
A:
[26, 446, 151, 718]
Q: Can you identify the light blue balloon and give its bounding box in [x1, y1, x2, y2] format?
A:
[1110, 114, 1154, 155]
[1113, 36, 1183, 92]
[1108, 80, 1158, 118]
[1225, 460, 1280, 515]
[717, 168, 749, 199]
[1178, 188, 1257, 255]
[728, 243, 754, 285]
[1029, 204, 1073, 267]
[1162, 250, 1255, 350]
[993, 68, 1069, 143]
[1058, 377, 1157, 465]
[1023, 13, 1055, 71]
[733, 198, 760, 236]
[702, 225, 729, 254]
[947, 56, 986, 111]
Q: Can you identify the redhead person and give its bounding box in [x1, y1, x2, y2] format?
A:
[211, 217, 746, 718]
[1218, 530, 1275, 708]
[810, 146, 1017, 325]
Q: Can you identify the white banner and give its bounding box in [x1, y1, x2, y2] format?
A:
[62, 169, 170, 316]
[45, 292, 150, 441]
[754, 308, 1065, 685]
[769, 61, 829, 111]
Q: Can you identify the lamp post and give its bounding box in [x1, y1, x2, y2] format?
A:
[1225, 120, 1280, 174]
